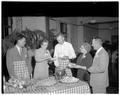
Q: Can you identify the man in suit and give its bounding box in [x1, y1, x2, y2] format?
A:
[6, 33, 32, 80]
[88, 37, 109, 93]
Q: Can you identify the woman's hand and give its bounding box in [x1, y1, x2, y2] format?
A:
[68, 63, 76, 68]
[50, 57, 57, 61]
[68, 63, 87, 70]
[76, 65, 87, 70]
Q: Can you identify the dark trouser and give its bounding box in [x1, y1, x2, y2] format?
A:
[77, 68, 90, 83]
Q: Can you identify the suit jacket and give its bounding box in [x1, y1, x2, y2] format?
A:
[6, 46, 32, 78]
[88, 47, 109, 88]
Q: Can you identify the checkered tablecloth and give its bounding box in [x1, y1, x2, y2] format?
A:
[4, 78, 90, 94]
[46, 81, 90, 94]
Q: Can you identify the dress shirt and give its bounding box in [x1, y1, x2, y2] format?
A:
[54, 41, 76, 59]
[54, 42, 76, 67]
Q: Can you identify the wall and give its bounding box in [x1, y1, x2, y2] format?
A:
[12, 17, 47, 33]
[76, 17, 118, 25]
[49, 17, 82, 52]
[22, 17, 46, 32]
[76, 17, 118, 43]
[77, 17, 118, 44]
[12, 17, 118, 51]
[83, 22, 118, 44]
[49, 17, 118, 51]
[83, 24, 98, 43]
[70, 25, 78, 52]
[77, 26, 84, 51]
[98, 22, 118, 42]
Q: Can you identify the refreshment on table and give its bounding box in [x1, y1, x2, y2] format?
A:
[55, 67, 66, 81]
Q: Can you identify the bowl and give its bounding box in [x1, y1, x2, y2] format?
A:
[55, 68, 66, 80]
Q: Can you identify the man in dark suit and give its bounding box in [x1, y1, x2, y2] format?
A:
[6, 33, 32, 80]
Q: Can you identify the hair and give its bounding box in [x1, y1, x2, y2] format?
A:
[93, 36, 103, 45]
[36, 39, 48, 49]
[41, 39, 49, 45]
[56, 33, 65, 38]
[82, 42, 91, 53]
[14, 33, 26, 45]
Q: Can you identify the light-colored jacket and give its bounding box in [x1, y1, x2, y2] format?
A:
[88, 47, 109, 88]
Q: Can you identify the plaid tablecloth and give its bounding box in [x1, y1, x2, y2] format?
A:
[46, 81, 90, 94]
[4, 78, 90, 94]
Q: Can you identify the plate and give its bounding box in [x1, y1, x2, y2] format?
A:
[60, 76, 79, 83]
[36, 77, 57, 87]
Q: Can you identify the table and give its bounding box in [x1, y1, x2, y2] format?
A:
[46, 81, 90, 94]
[4, 77, 90, 94]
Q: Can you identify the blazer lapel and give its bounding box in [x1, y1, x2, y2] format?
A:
[14, 46, 19, 55]
[93, 48, 104, 65]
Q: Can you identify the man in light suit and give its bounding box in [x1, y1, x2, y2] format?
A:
[88, 37, 109, 93]
[6, 33, 32, 79]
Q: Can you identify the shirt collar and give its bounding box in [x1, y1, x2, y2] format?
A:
[16, 45, 21, 54]
[96, 47, 103, 55]
[59, 41, 66, 45]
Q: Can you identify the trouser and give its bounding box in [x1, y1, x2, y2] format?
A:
[92, 86, 106, 93]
